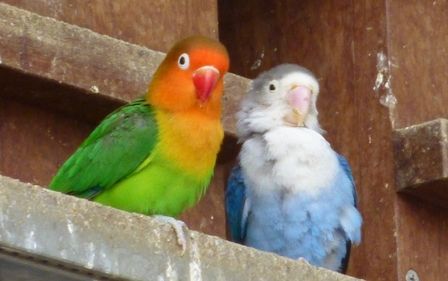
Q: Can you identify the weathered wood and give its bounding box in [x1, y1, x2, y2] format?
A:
[1, 0, 218, 52]
[393, 119, 448, 207]
[385, 3, 448, 280]
[396, 195, 448, 281]
[388, 0, 448, 129]
[0, 3, 249, 239]
[351, 2, 399, 280]
[0, 2, 249, 135]
[393, 118, 448, 281]
[386, 1, 448, 280]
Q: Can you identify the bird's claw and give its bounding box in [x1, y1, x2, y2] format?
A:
[298, 257, 311, 266]
[153, 215, 188, 254]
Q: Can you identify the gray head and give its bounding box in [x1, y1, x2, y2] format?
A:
[237, 64, 323, 139]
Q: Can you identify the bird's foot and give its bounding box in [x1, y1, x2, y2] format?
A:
[153, 215, 188, 255]
[298, 257, 311, 266]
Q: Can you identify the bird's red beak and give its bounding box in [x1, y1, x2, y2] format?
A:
[193, 66, 220, 103]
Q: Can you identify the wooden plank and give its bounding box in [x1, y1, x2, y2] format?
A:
[396, 195, 448, 281]
[393, 119, 448, 207]
[1, 0, 218, 52]
[388, 0, 448, 129]
[218, 1, 398, 280]
[0, 2, 249, 135]
[351, 2, 399, 280]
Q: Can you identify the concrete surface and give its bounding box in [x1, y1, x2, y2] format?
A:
[0, 176, 362, 281]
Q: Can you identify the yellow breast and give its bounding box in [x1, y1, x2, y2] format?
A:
[155, 109, 224, 178]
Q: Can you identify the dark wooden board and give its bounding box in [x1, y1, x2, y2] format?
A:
[393, 119, 448, 208]
[0, 2, 249, 135]
[1, 0, 218, 52]
[396, 195, 448, 281]
[388, 0, 448, 129]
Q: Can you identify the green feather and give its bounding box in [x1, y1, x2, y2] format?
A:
[50, 98, 215, 217]
[50, 98, 158, 197]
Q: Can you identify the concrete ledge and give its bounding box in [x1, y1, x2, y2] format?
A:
[0, 175, 361, 281]
[0, 2, 249, 135]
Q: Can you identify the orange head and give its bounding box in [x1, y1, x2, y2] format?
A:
[147, 36, 229, 114]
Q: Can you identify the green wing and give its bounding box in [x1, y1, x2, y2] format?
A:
[49, 98, 158, 199]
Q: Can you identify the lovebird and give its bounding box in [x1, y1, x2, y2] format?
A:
[50, 36, 229, 250]
[225, 64, 362, 273]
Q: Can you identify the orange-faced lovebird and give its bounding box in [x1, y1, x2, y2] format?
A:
[226, 64, 362, 272]
[50, 36, 229, 251]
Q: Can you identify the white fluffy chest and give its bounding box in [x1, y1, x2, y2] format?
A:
[240, 127, 339, 197]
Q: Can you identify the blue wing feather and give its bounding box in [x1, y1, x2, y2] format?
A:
[336, 154, 359, 273]
[336, 154, 358, 207]
[225, 165, 247, 243]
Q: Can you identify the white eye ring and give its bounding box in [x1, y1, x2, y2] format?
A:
[267, 80, 279, 93]
[177, 53, 190, 70]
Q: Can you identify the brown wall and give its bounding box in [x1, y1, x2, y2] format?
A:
[388, 0, 448, 129]
[1, 0, 218, 52]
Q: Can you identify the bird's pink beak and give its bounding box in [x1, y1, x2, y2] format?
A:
[287, 85, 312, 114]
[284, 85, 312, 126]
[193, 66, 220, 102]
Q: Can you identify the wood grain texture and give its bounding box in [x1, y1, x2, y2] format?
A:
[1, 0, 218, 52]
[388, 0, 448, 128]
[393, 119, 448, 208]
[396, 195, 448, 281]
[387, 2, 448, 280]
[219, 1, 398, 280]
[0, 2, 249, 135]
[351, 2, 399, 280]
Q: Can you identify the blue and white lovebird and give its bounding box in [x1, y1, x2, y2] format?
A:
[225, 64, 362, 273]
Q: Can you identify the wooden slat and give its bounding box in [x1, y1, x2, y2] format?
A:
[351, 2, 399, 280]
[1, 0, 218, 52]
[0, 2, 249, 135]
[388, 0, 448, 129]
[393, 119, 448, 207]
[396, 195, 448, 281]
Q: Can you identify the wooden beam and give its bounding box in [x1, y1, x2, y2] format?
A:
[393, 118, 448, 207]
[1, 0, 219, 52]
[388, 0, 448, 129]
[0, 2, 249, 136]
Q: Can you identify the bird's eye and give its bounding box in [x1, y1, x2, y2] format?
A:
[177, 53, 190, 70]
[268, 80, 279, 93]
